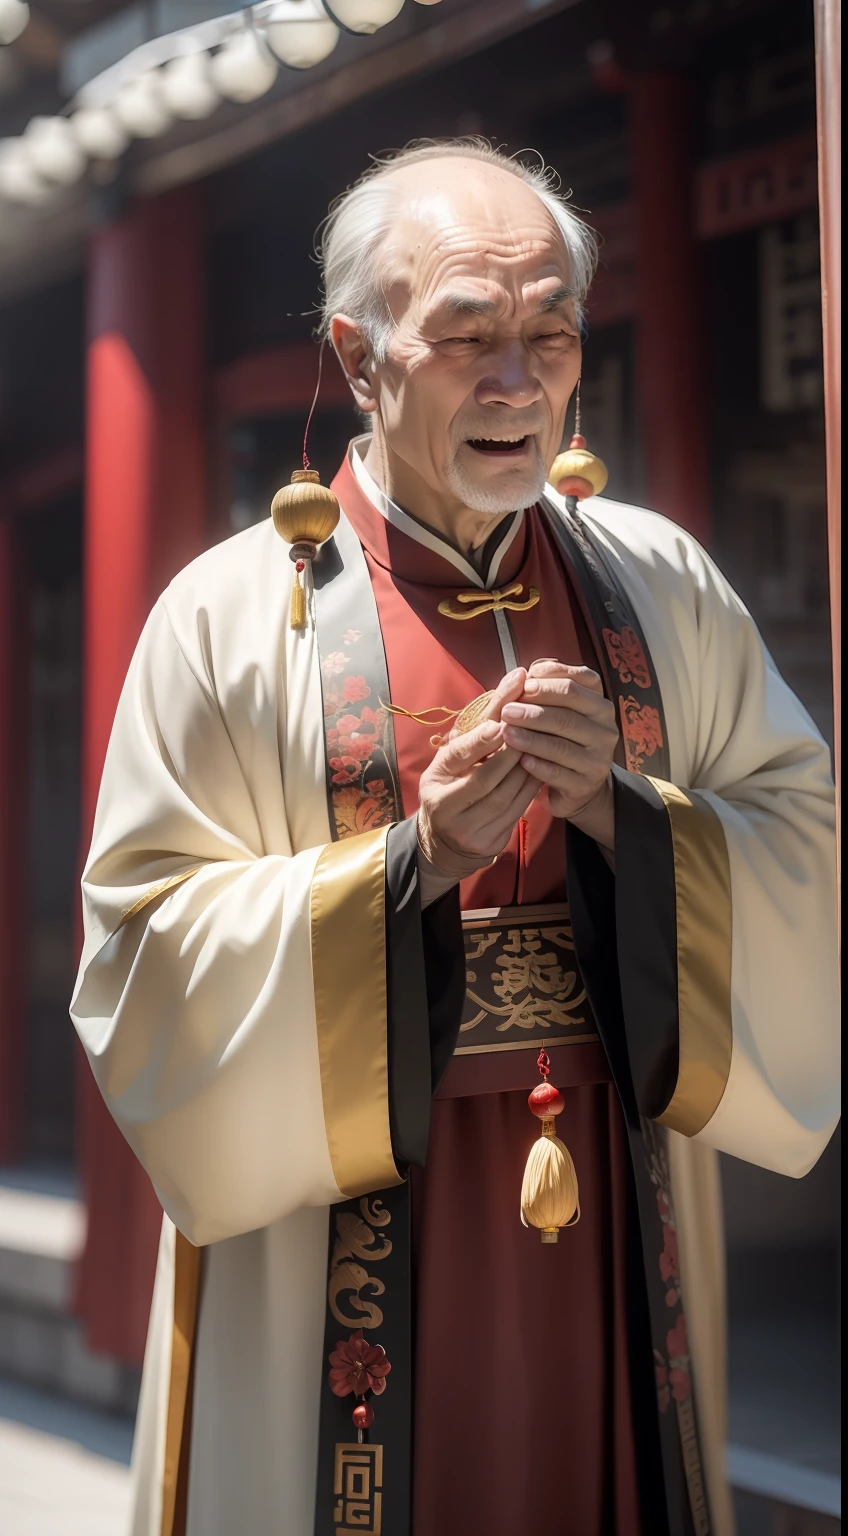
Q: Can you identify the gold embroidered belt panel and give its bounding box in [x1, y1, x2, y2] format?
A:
[456, 903, 599, 1056]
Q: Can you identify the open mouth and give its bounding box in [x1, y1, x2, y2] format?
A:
[466, 436, 530, 456]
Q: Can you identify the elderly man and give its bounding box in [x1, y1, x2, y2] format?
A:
[72, 141, 838, 1536]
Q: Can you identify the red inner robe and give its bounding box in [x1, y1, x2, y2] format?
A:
[336, 454, 642, 1535]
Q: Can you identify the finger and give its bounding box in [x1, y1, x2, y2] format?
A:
[492, 666, 528, 710]
[436, 741, 524, 815]
[513, 677, 611, 718]
[460, 761, 532, 831]
[501, 707, 604, 749]
[439, 717, 505, 773]
[519, 754, 594, 795]
[479, 775, 541, 847]
[526, 660, 605, 695]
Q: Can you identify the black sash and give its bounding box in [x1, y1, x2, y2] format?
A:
[311, 515, 410, 1536]
[312, 499, 710, 1536]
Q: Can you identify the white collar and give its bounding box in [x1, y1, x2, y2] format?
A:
[349, 435, 524, 591]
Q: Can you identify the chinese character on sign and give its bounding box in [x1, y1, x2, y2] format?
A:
[760, 215, 823, 413]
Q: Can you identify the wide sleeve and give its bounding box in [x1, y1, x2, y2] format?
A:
[71, 600, 461, 1246]
[569, 534, 839, 1179]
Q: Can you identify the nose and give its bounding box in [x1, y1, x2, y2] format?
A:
[475, 339, 543, 409]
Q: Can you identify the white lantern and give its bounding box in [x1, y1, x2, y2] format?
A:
[323, 0, 404, 34]
[160, 50, 221, 121]
[412, 0, 444, 5]
[266, 0, 339, 70]
[113, 72, 173, 139]
[0, 138, 49, 205]
[23, 116, 86, 186]
[0, 0, 29, 47]
[70, 107, 128, 161]
[210, 27, 278, 104]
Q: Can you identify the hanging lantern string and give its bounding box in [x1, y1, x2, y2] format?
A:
[574, 377, 582, 438]
[303, 338, 327, 472]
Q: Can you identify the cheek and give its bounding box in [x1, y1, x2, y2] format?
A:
[393, 354, 466, 434]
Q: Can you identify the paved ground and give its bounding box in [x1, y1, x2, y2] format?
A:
[0, 1379, 133, 1536]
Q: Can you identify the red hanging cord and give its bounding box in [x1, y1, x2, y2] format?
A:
[302, 340, 327, 471]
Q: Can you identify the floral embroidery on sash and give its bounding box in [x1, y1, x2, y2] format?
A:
[602, 625, 652, 689]
[618, 696, 664, 772]
[645, 1129, 691, 1410]
[321, 630, 396, 839]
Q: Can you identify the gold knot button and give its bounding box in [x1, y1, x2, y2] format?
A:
[438, 582, 540, 620]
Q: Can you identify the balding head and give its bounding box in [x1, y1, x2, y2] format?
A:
[325, 140, 594, 538]
[320, 139, 596, 359]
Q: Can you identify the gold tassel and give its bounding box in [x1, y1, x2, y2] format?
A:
[520, 1119, 580, 1243]
[520, 1051, 580, 1244]
[270, 468, 340, 635]
[290, 560, 307, 631]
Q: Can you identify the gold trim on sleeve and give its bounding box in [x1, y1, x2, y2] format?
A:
[647, 779, 734, 1138]
[121, 868, 203, 926]
[160, 1230, 202, 1536]
[311, 827, 401, 1198]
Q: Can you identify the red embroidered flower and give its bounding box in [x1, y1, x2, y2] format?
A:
[359, 705, 383, 728]
[603, 626, 651, 689]
[666, 1314, 691, 1401]
[328, 1331, 392, 1398]
[343, 629, 363, 644]
[336, 713, 363, 734]
[659, 1224, 680, 1286]
[329, 755, 361, 785]
[342, 675, 370, 703]
[618, 696, 663, 771]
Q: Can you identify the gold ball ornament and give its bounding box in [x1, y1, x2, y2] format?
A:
[271, 468, 340, 549]
[549, 434, 608, 501]
[270, 469, 341, 630]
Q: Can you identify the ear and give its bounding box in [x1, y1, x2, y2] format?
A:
[330, 314, 378, 415]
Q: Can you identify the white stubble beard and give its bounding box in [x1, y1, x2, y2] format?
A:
[444, 438, 548, 516]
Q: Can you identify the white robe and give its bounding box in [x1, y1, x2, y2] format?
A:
[71, 481, 839, 1536]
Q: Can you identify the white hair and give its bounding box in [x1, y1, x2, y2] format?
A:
[317, 138, 598, 361]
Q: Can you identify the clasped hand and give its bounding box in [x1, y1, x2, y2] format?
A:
[417, 660, 618, 881]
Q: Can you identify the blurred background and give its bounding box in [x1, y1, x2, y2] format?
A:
[0, 1, 840, 1532]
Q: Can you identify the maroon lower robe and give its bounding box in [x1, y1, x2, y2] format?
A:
[336, 455, 642, 1535]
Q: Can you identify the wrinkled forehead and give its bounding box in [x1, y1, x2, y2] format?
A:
[378, 161, 572, 319]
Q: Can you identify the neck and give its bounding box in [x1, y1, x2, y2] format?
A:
[362, 430, 510, 559]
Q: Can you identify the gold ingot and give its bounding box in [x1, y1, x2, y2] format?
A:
[270, 469, 340, 547]
[549, 446, 608, 500]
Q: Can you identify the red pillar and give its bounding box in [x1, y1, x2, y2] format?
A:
[630, 74, 710, 545]
[76, 186, 206, 1363]
[0, 517, 28, 1165]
